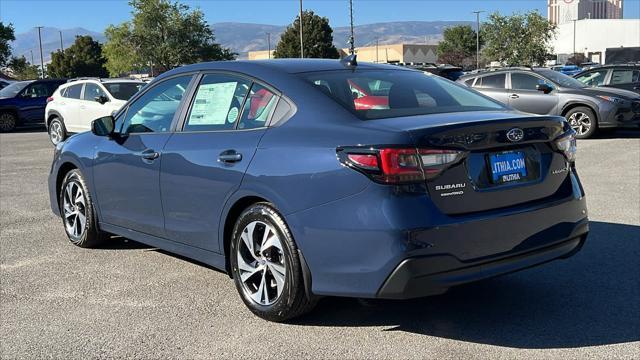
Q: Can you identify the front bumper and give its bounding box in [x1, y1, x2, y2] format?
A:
[599, 99, 640, 128]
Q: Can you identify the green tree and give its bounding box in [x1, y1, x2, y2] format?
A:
[7, 56, 40, 80]
[437, 25, 483, 69]
[0, 22, 16, 67]
[47, 35, 108, 78]
[273, 10, 340, 59]
[482, 11, 556, 66]
[103, 23, 145, 76]
[103, 0, 235, 76]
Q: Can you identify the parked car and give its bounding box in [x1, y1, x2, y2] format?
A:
[558, 65, 583, 76]
[458, 67, 640, 138]
[574, 64, 640, 94]
[0, 79, 14, 90]
[420, 64, 465, 81]
[49, 59, 588, 322]
[0, 78, 67, 132]
[45, 78, 145, 144]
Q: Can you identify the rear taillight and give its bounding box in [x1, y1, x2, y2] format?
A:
[338, 147, 465, 184]
[46, 97, 54, 103]
[555, 130, 577, 162]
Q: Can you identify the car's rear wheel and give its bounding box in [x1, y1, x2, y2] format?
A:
[0, 112, 17, 132]
[59, 169, 108, 248]
[48, 117, 67, 145]
[566, 107, 597, 139]
[230, 203, 316, 322]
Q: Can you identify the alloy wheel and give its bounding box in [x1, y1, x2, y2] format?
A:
[236, 221, 286, 306]
[63, 182, 87, 239]
[0, 113, 16, 132]
[49, 121, 64, 145]
[568, 112, 591, 136]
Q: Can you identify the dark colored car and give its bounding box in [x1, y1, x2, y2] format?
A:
[48, 59, 587, 322]
[574, 64, 640, 94]
[0, 78, 67, 132]
[458, 67, 640, 138]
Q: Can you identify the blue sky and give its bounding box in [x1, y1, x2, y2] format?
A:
[1, 0, 639, 33]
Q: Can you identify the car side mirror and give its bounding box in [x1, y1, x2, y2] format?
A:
[95, 95, 109, 104]
[536, 84, 553, 94]
[91, 116, 115, 137]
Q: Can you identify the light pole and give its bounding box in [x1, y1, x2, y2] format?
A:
[299, 0, 304, 58]
[472, 10, 484, 70]
[59, 30, 64, 53]
[36, 26, 45, 79]
[572, 19, 577, 61]
[266, 32, 271, 59]
[348, 0, 355, 55]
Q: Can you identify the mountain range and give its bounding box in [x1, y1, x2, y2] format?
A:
[10, 21, 472, 62]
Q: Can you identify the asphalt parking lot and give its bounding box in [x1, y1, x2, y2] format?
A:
[1, 128, 639, 359]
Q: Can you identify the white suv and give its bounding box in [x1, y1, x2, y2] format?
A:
[45, 78, 144, 144]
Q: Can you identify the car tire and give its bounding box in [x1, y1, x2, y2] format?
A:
[59, 169, 108, 248]
[48, 117, 67, 145]
[0, 112, 17, 132]
[565, 107, 597, 139]
[230, 202, 317, 322]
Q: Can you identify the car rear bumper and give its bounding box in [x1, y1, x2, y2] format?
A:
[377, 231, 587, 299]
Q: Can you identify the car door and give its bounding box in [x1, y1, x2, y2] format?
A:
[160, 73, 276, 252]
[16, 82, 50, 123]
[470, 73, 509, 104]
[61, 84, 85, 132]
[92, 75, 195, 238]
[80, 82, 111, 131]
[508, 72, 558, 115]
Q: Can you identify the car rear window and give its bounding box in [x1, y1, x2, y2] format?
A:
[104, 82, 144, 100]
[298, 70, 505, 120]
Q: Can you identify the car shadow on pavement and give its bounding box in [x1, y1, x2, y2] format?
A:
[97, 236, 153, 250]
[586, 129, 640, 139]
[295, 221, 640, 349]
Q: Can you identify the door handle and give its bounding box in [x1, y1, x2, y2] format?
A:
[141, 149, 159, 160]
[509, 94, 520, 99]
[218, 150, 242, 163]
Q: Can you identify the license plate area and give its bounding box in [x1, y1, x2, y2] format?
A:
[488, 151, 528, 184]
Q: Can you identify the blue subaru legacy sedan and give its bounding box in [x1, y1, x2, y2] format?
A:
[48, 58, 588, 321]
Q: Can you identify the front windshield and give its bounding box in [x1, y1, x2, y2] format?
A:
[537, 69, 587, 89]
[0, 81, 32, 98]
[103, 82, 144, 101]
[299, 70, 506, 120]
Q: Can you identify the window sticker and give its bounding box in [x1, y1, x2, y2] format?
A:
[189, 82, 237, 125]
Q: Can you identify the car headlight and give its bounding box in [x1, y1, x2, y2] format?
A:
[556, 129, 577, 163]
[596, 95, 624, 104]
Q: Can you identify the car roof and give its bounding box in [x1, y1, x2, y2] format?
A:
[158, 59, 413, 80]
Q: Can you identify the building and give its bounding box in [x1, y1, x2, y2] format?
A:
[247, 44, 438, 64]
[548, 0, 623, 25]
[552, 19, 640, 63]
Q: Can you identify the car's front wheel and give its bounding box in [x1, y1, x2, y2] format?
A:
[0, 112, 17, 132]
[59, 169, 108, 248]
[48, 117, 67, 145]
[566, 107, 597, 139]
[230, 203, 316, 322]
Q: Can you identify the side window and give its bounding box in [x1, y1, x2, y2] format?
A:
[464, 78, 475, 86]
[83, 83, 107, 101]
[21, 83, 50, 98]
[511, 73, 550, 91]
[184, 74, 251, 132]
[238, 83, 278, 130]
[121, 75, 192, 134]
[610, 69, 640, 85]
[477, 74, 505, 89]
[575, 70, 607, 87]
[65, 84, 83, 99]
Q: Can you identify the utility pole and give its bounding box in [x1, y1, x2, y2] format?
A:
[266, 32, 271, 59]
[299, 0, 304, 58]
[348, 0, 355, 55]
[36, 26, 45, 79]
[572, 19, 577, 60]
[472, 11, 484, 70]
[59, 30, 64, 53]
